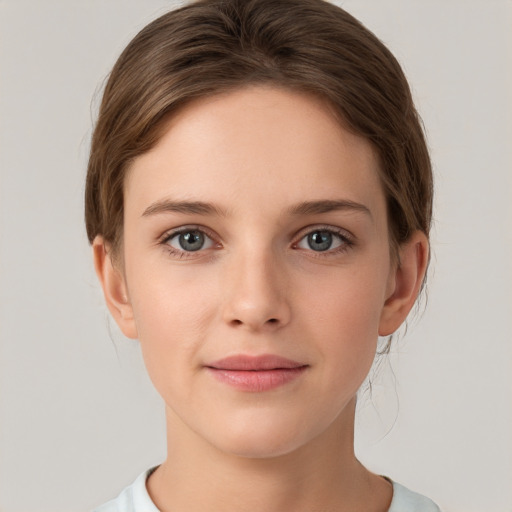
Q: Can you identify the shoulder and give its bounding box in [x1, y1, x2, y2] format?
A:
[92, 468, 160, 512]
[388, 480, 442, 512]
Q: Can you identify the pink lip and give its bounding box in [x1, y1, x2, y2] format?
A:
[205, 355, 308, 392]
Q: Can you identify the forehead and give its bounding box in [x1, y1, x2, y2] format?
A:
[124, 86, 385, 220]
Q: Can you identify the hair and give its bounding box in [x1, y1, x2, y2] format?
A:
[85, 0, 433, 266]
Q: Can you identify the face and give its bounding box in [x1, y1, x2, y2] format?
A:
[111, 86, 402, 458]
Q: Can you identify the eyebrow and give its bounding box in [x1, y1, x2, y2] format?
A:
[142, 198, 371, 219]
[142, 200, 228, 217]
[287, 199, 372, 218]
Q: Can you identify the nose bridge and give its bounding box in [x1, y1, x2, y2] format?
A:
[222, 240, 290, 331]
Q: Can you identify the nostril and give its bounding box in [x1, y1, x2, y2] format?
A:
[267, 318, 278, 324]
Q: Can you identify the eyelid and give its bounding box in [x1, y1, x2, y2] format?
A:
[158, 225, 223, 260]
[159, 224, 219, 244]
[293, 224, 355, 244]
[291, 224, 356, 255]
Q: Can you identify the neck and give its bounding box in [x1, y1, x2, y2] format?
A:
[147, 398, 392, 512]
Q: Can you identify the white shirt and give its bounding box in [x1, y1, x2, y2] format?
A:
[93, 468, 441, 512]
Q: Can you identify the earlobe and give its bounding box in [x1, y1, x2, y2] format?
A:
[92, 236, 138, 339]
[379, 231, 429, 336]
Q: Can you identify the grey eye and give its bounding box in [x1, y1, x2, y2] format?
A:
[297, 230, 344, 252]
[168, 230, 214, 252]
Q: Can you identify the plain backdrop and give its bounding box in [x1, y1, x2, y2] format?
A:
[1, 1, 511, 511]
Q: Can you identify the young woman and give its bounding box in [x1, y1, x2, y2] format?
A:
[86, 0, 440, 510]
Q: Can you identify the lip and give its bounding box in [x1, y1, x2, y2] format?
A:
[205, 354, 308, 392]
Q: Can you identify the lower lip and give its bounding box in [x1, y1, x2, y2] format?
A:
[206, 367, 308, 392]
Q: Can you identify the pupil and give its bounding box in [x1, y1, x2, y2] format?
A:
[180, 231, 204, 251]
[308, 231, 332, 251]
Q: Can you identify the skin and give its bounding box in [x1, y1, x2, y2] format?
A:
[94, 86, 428, 512]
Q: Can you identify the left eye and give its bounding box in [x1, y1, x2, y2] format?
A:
[167, 229, 215, 252]
[296, 230, 346, 252]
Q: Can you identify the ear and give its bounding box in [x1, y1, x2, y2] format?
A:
[379, 231, 429, 336]
[92, 236, 138, 339]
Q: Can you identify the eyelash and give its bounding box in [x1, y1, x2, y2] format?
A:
[293, 225, 355, 257]
[158, 224, 355, 260]
[159, 225, 219, 260]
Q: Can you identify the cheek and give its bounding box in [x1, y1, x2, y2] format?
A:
[302, 264, 388, 380]
[304, 261, 388, 332]
[129, 259, 219, 331]
[126, 262, 220, 386]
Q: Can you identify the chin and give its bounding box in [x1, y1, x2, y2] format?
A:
[204, 412, 324, 460]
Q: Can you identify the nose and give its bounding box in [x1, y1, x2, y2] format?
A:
[221, 248, 291, 332]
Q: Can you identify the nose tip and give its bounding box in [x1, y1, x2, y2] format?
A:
[221, 257, 291, 332]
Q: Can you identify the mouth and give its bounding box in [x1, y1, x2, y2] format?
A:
[205, 354, 309, 392]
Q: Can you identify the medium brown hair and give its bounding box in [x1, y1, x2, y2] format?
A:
[85, 0, 433, 260]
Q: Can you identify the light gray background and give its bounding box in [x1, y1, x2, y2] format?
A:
[1, 1, 511, 511]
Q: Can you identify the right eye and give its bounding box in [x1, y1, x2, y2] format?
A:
[165, 229, 215, 253]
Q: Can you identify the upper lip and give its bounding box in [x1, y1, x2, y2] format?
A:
[206, 354, 307, 371]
